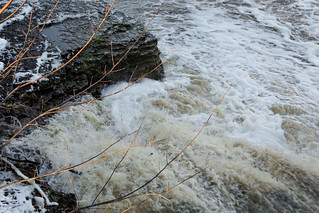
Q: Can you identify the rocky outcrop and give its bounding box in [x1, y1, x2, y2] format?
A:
[0, 0, 164, 139]
[41, 10, 164, 99]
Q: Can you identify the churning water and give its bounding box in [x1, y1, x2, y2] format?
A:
[13, 0, 319, 212]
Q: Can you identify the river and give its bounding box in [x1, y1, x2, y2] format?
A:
[10, 0, 319, 212]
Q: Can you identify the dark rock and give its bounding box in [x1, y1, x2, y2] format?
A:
[41, 10, 164, 98]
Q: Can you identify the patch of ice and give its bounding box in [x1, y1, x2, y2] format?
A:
[0, 62, 4, 72]
[0, 38, 8, 71]
[0, 38, 8, 52]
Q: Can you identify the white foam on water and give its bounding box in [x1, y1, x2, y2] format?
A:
[24, 94, 319, 212]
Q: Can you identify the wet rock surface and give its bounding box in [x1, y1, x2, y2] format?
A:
[0, 0, 164, 140]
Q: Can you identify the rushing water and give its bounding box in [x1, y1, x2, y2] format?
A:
[8, 0, 319, 212]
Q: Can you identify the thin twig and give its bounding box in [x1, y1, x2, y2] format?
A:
[0, 0, 13, 15]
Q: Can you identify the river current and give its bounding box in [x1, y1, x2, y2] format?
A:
[9, 0, 319, 212]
